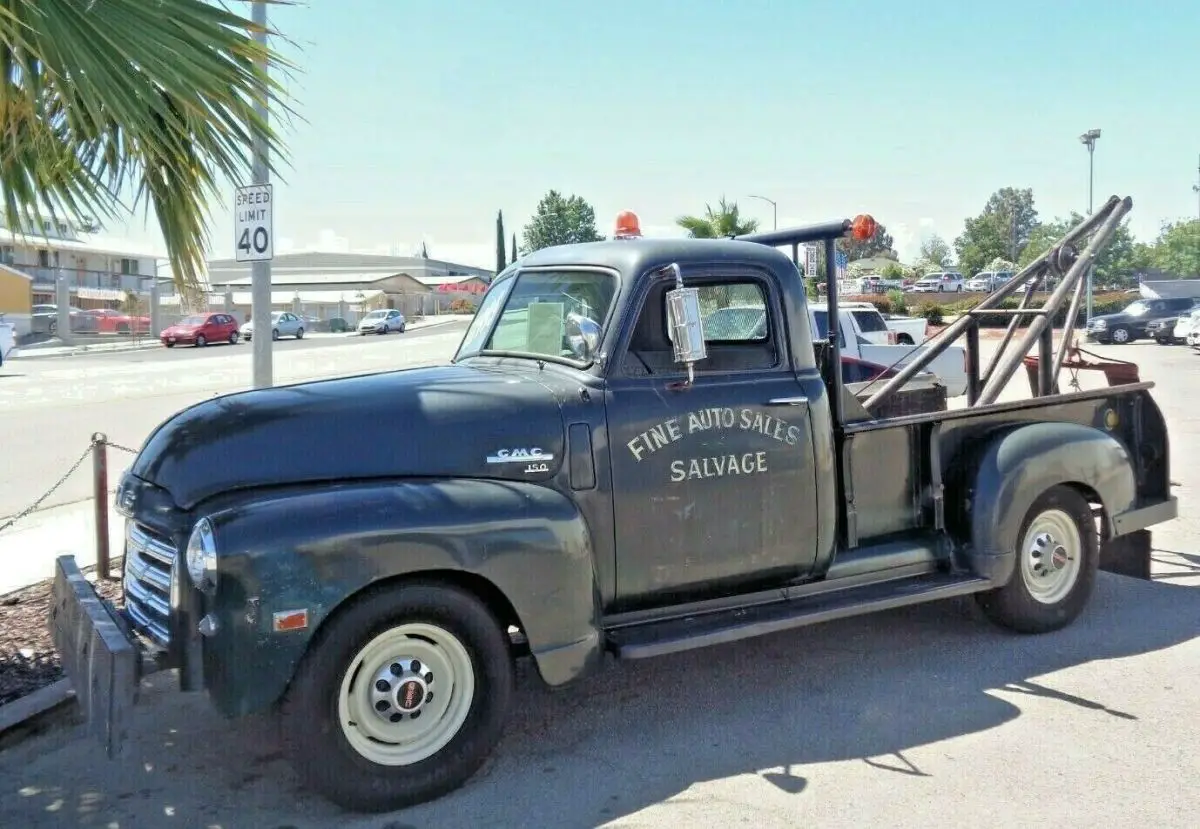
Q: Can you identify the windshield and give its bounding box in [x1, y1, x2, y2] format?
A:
[455, 268, 617, 364]
[1124, 301, 1149, 316]
[363, 310, 388, 319]
[180, 315, 206, 325]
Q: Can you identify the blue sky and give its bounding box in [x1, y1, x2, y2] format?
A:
[114, 0, 1200, 269]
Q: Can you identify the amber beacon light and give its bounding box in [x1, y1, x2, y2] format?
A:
[614, 210, 642, 239]
[850, 214, 877, 241]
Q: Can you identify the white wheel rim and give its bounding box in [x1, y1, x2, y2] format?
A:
[337, 622, 475, 766]
[1113, 329, 1128, 342]
[1020, 508, 1083, 605]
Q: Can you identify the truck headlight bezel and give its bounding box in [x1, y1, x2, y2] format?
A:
[186, 517, 218, 593]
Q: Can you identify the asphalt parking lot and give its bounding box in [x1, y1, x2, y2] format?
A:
[0, 336, 1196, 828]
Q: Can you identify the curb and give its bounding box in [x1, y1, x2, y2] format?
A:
[0, 679, 78, 751]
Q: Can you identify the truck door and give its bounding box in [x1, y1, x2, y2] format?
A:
[605, 268, 820, 606]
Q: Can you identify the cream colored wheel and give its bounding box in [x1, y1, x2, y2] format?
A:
[337, 622, 476, 766]
[1018, 508, 1082, 605]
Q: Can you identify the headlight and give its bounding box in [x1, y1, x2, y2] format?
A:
[186, 517, 218, 592]
[1092, 319, 1107, 328]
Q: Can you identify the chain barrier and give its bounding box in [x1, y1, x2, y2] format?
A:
[0, 436, 138, 536]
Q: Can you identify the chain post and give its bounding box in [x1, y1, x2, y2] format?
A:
[92, 433, 112, 581]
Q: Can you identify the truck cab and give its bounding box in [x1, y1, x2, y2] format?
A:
[51, 211, 1177, 814]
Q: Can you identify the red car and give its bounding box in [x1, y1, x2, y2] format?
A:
[160, 313, 240, 347]
[84, 308, 151, 334]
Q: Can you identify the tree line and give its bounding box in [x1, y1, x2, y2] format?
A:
[507, 188, 1199, 285]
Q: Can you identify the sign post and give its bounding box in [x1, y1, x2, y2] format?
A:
[246, 0, 273, 388]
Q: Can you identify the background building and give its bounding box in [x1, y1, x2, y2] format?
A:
[184, 251, 493, 323]
[0, 215, 173, 334]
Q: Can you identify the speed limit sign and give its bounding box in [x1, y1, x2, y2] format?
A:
[234, 183, 274, 262]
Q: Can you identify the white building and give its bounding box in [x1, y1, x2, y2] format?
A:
[0, 215, 172, 306]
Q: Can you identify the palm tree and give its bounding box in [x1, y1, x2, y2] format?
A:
[1, 0, 292, 299]
[676, 197, 760, 238]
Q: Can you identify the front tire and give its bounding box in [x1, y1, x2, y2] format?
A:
[976, 485, 1098, 634]
[280, 583, 514, 813]
[1109, 326, 1131, 344]
[196, 334, 207, 347]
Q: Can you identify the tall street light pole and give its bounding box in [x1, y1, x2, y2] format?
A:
[250, 1, 273, 388]
[1079, 129, 1100, 322]
[747, 194, 777, 230]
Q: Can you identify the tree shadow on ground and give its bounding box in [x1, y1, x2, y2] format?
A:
[1, 573, 1197, 828]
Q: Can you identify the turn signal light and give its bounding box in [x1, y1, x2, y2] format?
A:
[614, 210, 642, 239]
[850, 214, 877, 241]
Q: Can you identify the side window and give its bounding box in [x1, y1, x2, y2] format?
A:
[622, 277, 779, 377]
[851, 310, 888, 333]
[698, 283, 770, 343]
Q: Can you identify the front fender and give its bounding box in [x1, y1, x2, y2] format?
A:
[201, 479, 602, 717]
[966, 422, 1136, 585]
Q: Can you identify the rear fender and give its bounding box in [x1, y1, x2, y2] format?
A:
[963, 422, 1137, 586]
[200, 479, 602, 717]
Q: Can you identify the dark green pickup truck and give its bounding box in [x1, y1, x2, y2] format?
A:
[51, 212, 1176, 813]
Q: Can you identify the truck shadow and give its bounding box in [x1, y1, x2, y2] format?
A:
[1, 572, 1197, 828]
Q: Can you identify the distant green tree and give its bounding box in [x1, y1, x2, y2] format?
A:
[954, 187, 1040, 277]
[510, 232, 518, 265]
[676, 197, 759, 238]
[1149, 219, 1200, 277]
[522, 190, 604, 252]
[495, 210, 506, 273]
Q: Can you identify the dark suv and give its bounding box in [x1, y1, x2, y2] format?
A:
[1086, 297, 1197, 344]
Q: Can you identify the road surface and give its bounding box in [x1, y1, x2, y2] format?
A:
[0, 320, 470, 521]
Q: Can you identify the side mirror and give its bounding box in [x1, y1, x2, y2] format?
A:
[565, 310, 601, 360]
[662, 263, 707, 384]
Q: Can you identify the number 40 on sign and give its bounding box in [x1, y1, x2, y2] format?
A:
[235, 183, 274, 262]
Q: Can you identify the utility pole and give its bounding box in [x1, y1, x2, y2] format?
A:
[1079, 129, 1101, 322]
[747, 194, 777, 230]
[250, 0, 273, 388]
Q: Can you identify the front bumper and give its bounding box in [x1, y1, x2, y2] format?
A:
[49, 555, 151, 758]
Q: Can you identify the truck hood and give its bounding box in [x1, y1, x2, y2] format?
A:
[131, 364, 567, 509]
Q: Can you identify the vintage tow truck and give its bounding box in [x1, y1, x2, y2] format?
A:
[51, 199, 1176, 813]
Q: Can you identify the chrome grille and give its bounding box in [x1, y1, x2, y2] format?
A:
[123, 522, 175, 648]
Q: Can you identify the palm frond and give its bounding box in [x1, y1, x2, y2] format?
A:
[0, 0, 297, 297]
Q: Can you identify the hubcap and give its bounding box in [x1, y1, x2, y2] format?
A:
[1113, 329, 1128, 342]
[337, 622, 475, 766]
[1020, 508, 1082, 605]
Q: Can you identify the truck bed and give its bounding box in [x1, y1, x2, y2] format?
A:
[838, 381, 1171, 547]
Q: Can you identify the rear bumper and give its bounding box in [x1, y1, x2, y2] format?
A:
[48, 555, 161, 758]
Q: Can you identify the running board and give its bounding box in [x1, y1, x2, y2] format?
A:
[605, 572, 991, 660]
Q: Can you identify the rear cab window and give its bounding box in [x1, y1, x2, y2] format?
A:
[850, 309, 888, 333]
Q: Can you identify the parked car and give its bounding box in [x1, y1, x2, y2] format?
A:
[30, 303, 99, 336]
[1188, 315, 1200, 348]
[0, 318, 14, 367]
[357, 308, 406, 335]
[911, 271, 964, 293]
[160, 313, 241, 347]
[1171, 308, 1200, 345]
[1085, 297, 1197, 344]
[1147, 315, 1186, 345]
[242, 311, 305, 341]
[965, 271, 1014, 292]
[83, 308, 151, 334]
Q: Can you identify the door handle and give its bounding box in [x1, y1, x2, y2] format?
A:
[766, 396, 809, 407]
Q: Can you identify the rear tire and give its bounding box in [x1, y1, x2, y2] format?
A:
[280, 583, 514, 813]
[976, 485, 1098, 634]
[296, 327, 304, 339]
